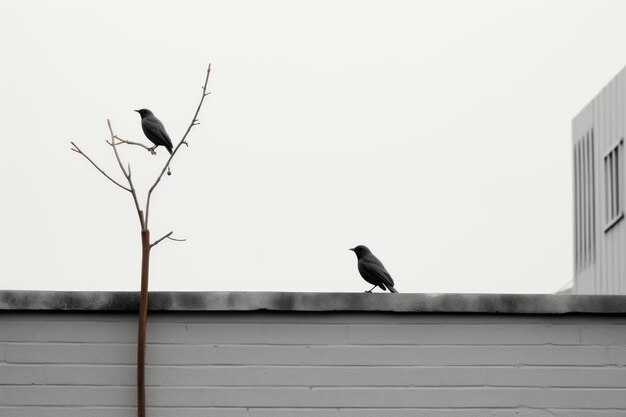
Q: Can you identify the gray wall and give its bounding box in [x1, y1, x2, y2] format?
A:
[2, 310, 626, 416]
[573, 65, 626, 294]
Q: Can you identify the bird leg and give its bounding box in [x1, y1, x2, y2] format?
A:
[365, 285, 377, 293]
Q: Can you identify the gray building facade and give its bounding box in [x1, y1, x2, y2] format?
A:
[573, 67, 626, 294]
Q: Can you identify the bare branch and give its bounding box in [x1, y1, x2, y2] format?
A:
[108, 121, 129, 179]
[150, 231, 186, 248]
[145, 63, 212, 229]
[70, 141, 132, 192]
[107, 120, 146, 230]
[107, 135, 157, 155]
[151, 231, 172, 247]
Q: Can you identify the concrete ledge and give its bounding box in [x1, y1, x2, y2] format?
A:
[1, 291, 626, 314]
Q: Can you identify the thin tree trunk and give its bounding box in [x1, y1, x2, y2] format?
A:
[71, 64, 211, 417]
[137, 230, 150, 417]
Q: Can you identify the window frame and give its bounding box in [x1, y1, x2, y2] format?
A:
[603, 138, 624, 233]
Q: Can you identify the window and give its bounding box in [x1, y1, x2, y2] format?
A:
[604, 138, 623, 232]
[574, 129, 595, 271]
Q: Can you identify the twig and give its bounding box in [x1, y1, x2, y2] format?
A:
[107, 120, 146, 230]
[150, 231, 186, 248]
[145, 63, 212, 229]
[70, 142, 131, 192]
[107, 136, 156, 155]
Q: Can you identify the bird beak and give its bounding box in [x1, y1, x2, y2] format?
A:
[349, 248, 355, 252]
[134, 110, 140, 113]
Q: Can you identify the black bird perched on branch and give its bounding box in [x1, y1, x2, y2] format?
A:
[350, 245, 398, 293]
[135, 109, 173, 155]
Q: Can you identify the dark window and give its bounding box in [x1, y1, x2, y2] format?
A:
[604, 138, 623, 233]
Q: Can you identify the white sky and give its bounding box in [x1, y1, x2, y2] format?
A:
[1, 0, 624, 293]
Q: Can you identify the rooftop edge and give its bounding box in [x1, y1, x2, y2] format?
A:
[1, 291, 626, 314]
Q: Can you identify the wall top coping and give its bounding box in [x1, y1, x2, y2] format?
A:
[1, 291, 626, 314]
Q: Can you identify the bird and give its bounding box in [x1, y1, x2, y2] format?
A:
[135, 109, 173, 155]
[350, 245, 398, 293]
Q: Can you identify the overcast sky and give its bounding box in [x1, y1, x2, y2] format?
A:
[1, 0, 625, 293]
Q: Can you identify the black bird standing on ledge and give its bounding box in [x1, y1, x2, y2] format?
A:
[135, 109, 174, 155]
[350, 245, 399, 293]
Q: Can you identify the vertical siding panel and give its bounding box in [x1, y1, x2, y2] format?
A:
[602, 82, 616, 294]
[599, 89, 607, 294]
[593, 100, 602, 294]
[581, 113, 584, 278]
[604, 80, 617, 294]
[608, 79, 621, 294]
[591, 97, 606, 292]
[592, 127, 598, 285]
[588, 99, 604, 291]
[601, 86, 614, 294]
[588, 105, 596, 291]
[574, 115, 583, 290]
[573, 122, 579, 283]
[607, 82, 613, 295]
[614, 72, 626, 294]
[574, 116, 580, 289]
[600, 87, 604, 295]
[585, 132, 593, 268]
[573, 130, 579, 280]
[588, 106, 596, 289]
[580, 139, 584, 282]
[594, 85, 611, 294]
[612, 79, 619, 295]
[582, 131, 588, 270]
[616, 73, 623, 294]
[616, 71, 626, 294]
[592, 99, 596, 292]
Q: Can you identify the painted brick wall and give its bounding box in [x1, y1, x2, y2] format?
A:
[1, 311, 626, 416]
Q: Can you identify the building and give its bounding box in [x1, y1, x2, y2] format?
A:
[573, 67, 626, 294]
[1, 290, 626, 416]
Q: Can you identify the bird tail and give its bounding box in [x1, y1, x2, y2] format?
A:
[388, 285, 398, 293]
[166, 146, 173, 155]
